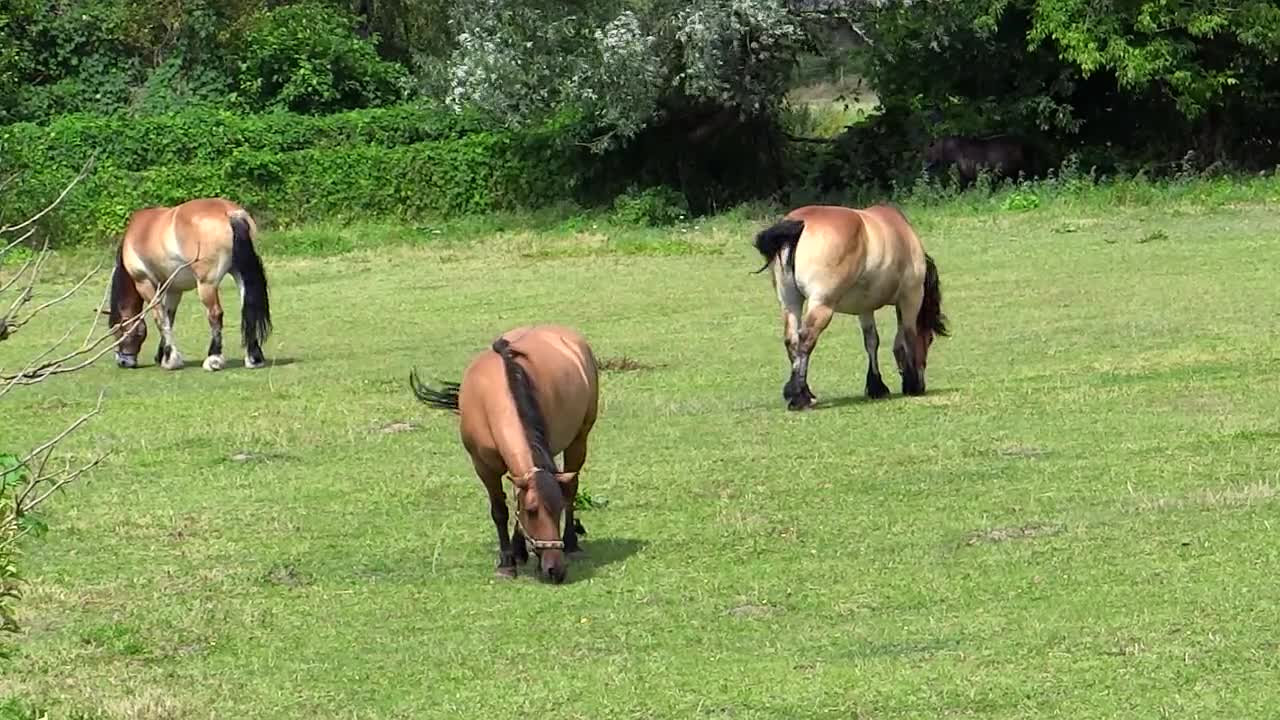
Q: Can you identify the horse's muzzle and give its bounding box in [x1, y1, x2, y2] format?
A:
[115, 352, 138, 369]
[542, 565, 566, 584]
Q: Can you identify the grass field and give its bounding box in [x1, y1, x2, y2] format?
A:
[3, 183, 1280, 718]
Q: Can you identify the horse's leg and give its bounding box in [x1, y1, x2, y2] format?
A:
[893, 295, 926, 396]
[511, 517, 530, 566]
[197, 280, 226, 372]
[860, 311, 891, 399]
[130, 277, 159, 364]
[479, 467, 517, 578]
[153, 289, 184, 370]
[778, 282, 816, 407]
[561, 435, 589, 554]
[785, 302, 834, 411]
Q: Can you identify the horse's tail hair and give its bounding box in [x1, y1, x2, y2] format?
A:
[408, 368, 460, 413]
[751, 218, 805, 274]
[919, 253, 949, 338]
[229, 209, 272, 350]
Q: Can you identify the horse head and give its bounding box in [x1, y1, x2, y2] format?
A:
[107, 248, 147, 368]
[510, 469, 578, 584]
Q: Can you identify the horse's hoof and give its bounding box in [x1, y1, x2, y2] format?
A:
[202, 355, 226, 372]
[161, 351, 185, 371]
[866, 377, 891, 399]
[495, 566, 516, 579]
[244, 357, 266, 369]
[786, 396, 816, 411]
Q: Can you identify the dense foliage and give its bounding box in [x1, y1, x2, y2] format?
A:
[0, 106, 583, 245]
[842, 0, 1280, 183]
[2, 0, 1279, 239]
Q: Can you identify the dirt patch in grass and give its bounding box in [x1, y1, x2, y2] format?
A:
[963, 523, 1063, 546]
[727, 604, 777, 619]
[598, 355, 657, 373]
[261, 563, 309, 589]
[996, 443, 1048, 459]
[226, 450, 291, 464]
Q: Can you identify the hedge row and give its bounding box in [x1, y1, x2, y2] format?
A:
[1, 105, 586, 245]
[0, 104, 509, 173]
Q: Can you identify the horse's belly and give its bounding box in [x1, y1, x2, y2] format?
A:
[833, 277, 896, 315]
[158, 266, 198, 292]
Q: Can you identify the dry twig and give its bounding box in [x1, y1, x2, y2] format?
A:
[0, 258, 193, 397]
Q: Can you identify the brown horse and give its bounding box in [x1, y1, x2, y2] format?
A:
[923, 134, 1038, 187]
[106, 198, 272, 371]
[410, 324, 599, 584]
[753, 204, 949, 410]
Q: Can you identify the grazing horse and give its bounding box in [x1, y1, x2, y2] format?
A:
[923, 134, 1036, 187]
[106, 198, 272, 371]
[410, 324, 599, 584]
[753, 204, 949, 411]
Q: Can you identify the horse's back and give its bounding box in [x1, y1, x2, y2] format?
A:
[784, 204, 922, 312]
[784, 204, 868, 274]
[502, 324, 599, 402]
[123, 197, 249, 284]
[462, 325, 598, 458]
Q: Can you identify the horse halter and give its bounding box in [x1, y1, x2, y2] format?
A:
[507, 469, 565, 552]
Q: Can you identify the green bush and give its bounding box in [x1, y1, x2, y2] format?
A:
[0, 105, 587, 246]
[1, 452, 28, 635]
[610, 185, 688, 227]
[234, 2, 410, 114]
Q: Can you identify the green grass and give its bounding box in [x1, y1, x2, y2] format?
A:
[3, 184, 1280, 718]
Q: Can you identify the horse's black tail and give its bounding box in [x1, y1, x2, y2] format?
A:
[409, 368, 460, 413]
[751, 218, 805, 274]
[229, 210, 271, 352]
[919, 253, 949, 338]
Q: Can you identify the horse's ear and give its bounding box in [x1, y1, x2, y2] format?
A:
[554, 472, 579, 493]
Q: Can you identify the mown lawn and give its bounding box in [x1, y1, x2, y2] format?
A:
[3, 194, 1280, 719]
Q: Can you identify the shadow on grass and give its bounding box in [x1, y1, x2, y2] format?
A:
[565, 536, 646, 583]
[468, 536, 645, 585]
[812, 386, 959, 410]
[142, 356, 302, 371]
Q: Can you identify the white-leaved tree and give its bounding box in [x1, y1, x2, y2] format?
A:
[445, 0, 810, 152]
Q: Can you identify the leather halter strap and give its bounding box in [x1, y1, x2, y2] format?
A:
[506, 468, 565, 551]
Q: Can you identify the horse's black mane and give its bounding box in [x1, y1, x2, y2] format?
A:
[492, 337, 564, 514]
[107, 241, 132, 328]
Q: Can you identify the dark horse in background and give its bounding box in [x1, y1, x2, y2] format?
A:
[923, 134, 1047, 187]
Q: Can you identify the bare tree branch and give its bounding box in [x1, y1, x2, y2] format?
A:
[1, 159, 109, 633]
[0, 257, 194, 396]
[0, 227, 36, 264]
[13, 391, 108, 515]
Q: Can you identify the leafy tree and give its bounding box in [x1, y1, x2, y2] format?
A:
[445, 0, 809, 151]
[234, 2, 411, 113]
[846, 0, 1280, 170]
